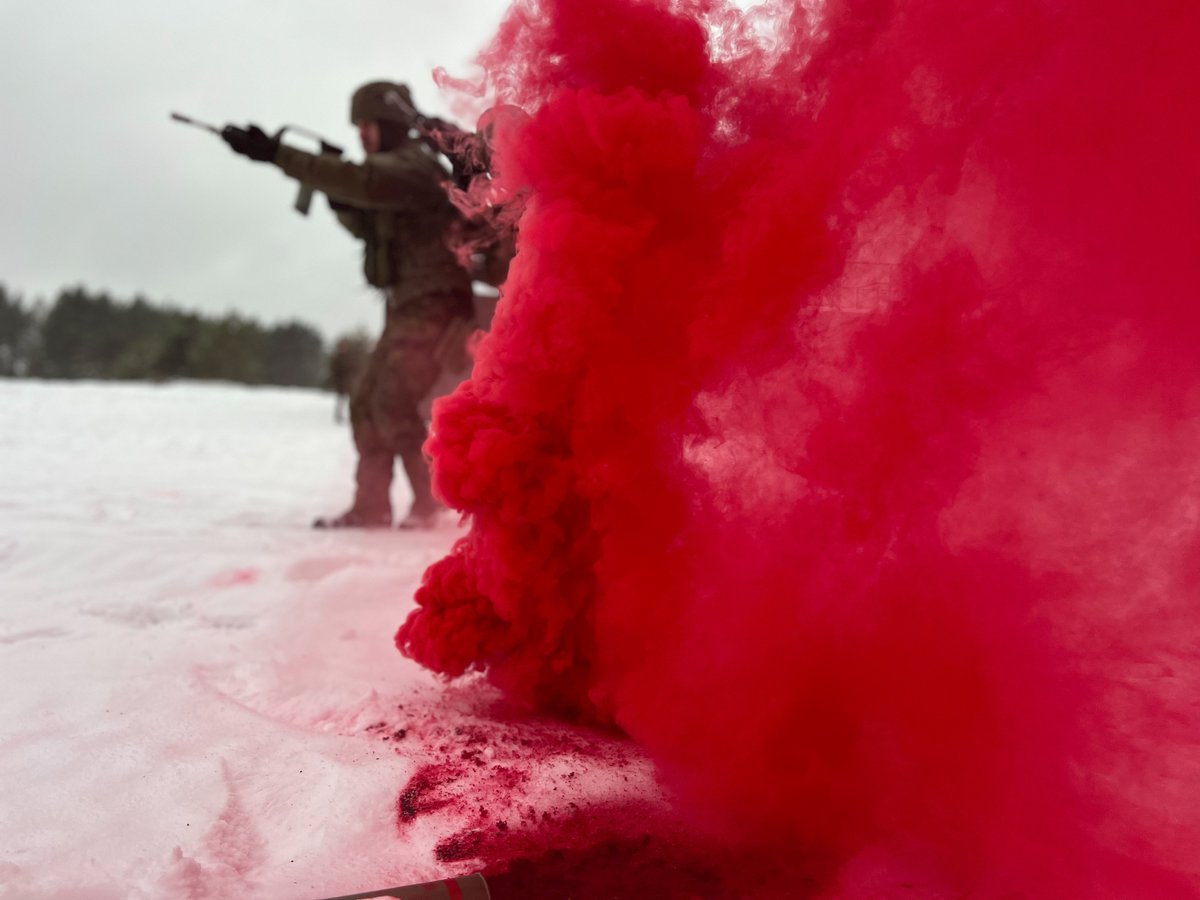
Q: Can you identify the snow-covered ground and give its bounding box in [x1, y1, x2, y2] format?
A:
[0, 381, 660, 900]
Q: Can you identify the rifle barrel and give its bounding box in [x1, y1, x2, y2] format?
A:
[170, 111, 222, 135]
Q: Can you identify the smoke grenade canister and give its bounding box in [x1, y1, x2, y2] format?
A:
[313, 873, 490, 900]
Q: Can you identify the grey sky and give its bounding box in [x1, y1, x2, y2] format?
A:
[0, 0, 513, 340]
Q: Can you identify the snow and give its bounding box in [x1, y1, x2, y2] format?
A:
[0, 380, 658, 900]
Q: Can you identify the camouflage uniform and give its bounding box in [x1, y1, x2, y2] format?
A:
[273, 82, 473, 526]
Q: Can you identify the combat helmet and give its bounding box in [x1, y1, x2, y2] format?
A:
[350, 81, 415, 125]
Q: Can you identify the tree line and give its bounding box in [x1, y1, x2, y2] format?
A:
[0, 282, 353, 388]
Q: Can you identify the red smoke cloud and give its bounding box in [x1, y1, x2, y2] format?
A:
[398, 0, 1200, 893]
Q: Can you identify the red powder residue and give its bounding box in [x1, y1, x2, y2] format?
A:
[384, 699, 830, 898]
[386, 692, 633, 834]
[379, 686, 774, 895]
[397, 763, 467, 825]
[396, 0, 1200, 895]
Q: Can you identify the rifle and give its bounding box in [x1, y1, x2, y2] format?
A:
[170, 112, 344, 216]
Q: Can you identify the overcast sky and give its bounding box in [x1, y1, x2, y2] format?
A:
[0, 0, 513, 340]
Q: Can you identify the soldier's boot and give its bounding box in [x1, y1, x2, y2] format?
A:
[313, 451, 393, 529]
[396, 448, 444, 530]
[313, 508, 392, 529]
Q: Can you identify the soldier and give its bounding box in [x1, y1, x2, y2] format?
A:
[222, 81, 475, 529]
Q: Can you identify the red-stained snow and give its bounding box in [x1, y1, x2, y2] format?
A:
[0, 381, 712, 900]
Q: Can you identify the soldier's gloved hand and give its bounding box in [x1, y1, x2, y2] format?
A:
[221, 124, 278, 162]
